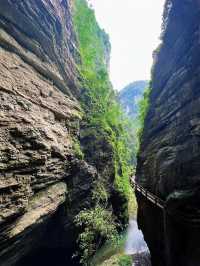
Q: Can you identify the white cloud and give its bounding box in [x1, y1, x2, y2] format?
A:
[90, 0, 165, 90]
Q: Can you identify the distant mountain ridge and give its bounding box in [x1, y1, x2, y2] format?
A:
[118, 80, 149, 166]
[119, 80, 148, 119]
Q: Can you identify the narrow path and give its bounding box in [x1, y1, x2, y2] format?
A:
[131, 177, 200, 227]
[130, 177, 164, 209]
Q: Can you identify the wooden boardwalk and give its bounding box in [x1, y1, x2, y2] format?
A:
[130, 177, 200, 227]
[131, 176, 200, 266]
[130, 177, 165, 209]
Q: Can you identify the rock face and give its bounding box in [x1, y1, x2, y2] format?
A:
[0, 1, 123, 265]
[0, 0, 82, 265]
[136, 1, 200, 266]
[119, 80, 148, 119]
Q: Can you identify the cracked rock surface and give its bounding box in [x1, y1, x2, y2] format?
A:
[0, 1, 83, 265]
[136, 1, 200, 265]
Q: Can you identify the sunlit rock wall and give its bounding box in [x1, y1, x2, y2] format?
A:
[0, 1, 128, 265]
[0, 1, 82, 265]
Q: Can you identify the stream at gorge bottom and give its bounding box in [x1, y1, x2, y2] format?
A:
[125, 220, 151, 266]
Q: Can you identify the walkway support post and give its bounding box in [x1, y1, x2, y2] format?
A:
[163, 208, 171, 266]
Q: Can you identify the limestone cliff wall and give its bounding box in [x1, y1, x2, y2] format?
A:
[0, 1, 108, 265]
[0, 1, 84, 265]
[136, 1, 200, 265]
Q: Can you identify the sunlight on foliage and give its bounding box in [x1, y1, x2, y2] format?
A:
[72, 138, 84, 160]
[75, 206, 118, 265]
[91, 232, 127, 266]
[137, 86, 151, 143]
[73, 0, 134, 263]
[118, 255, 132, 266]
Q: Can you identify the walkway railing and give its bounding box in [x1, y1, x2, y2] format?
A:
[130, 177, 165, 209]
[130, 176, 200, 226]
[130, 176, 200, 266]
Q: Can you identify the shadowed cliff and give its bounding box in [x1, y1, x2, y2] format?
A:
[136, 1, 200, 265]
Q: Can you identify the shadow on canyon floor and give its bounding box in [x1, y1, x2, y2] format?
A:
[16, 248, 80, 266]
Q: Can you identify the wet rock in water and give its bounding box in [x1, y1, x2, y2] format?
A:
[133, 252, 151, 266]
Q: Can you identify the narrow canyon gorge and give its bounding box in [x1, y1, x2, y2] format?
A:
[0, 0, 200, 266]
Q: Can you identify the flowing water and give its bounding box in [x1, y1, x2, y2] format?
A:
[125, 220, 151, 266]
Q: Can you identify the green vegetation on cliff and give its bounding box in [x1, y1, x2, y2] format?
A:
[119, 81, 148, 119]
[73, 0, 133, 264]
[137, 86, 151, 142]
[118, 81, 148, 164]
[118, 81, 152, 160]
[75, 206, 117, 264]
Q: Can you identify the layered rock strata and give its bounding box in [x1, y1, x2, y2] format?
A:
[136, 1, 200, 265]
[0, 1, 103, 265]
[0, 0, 84, 264]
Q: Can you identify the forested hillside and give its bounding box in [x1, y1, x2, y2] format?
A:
[118, 81, 149, 165]
[119, 80, 148, 119]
